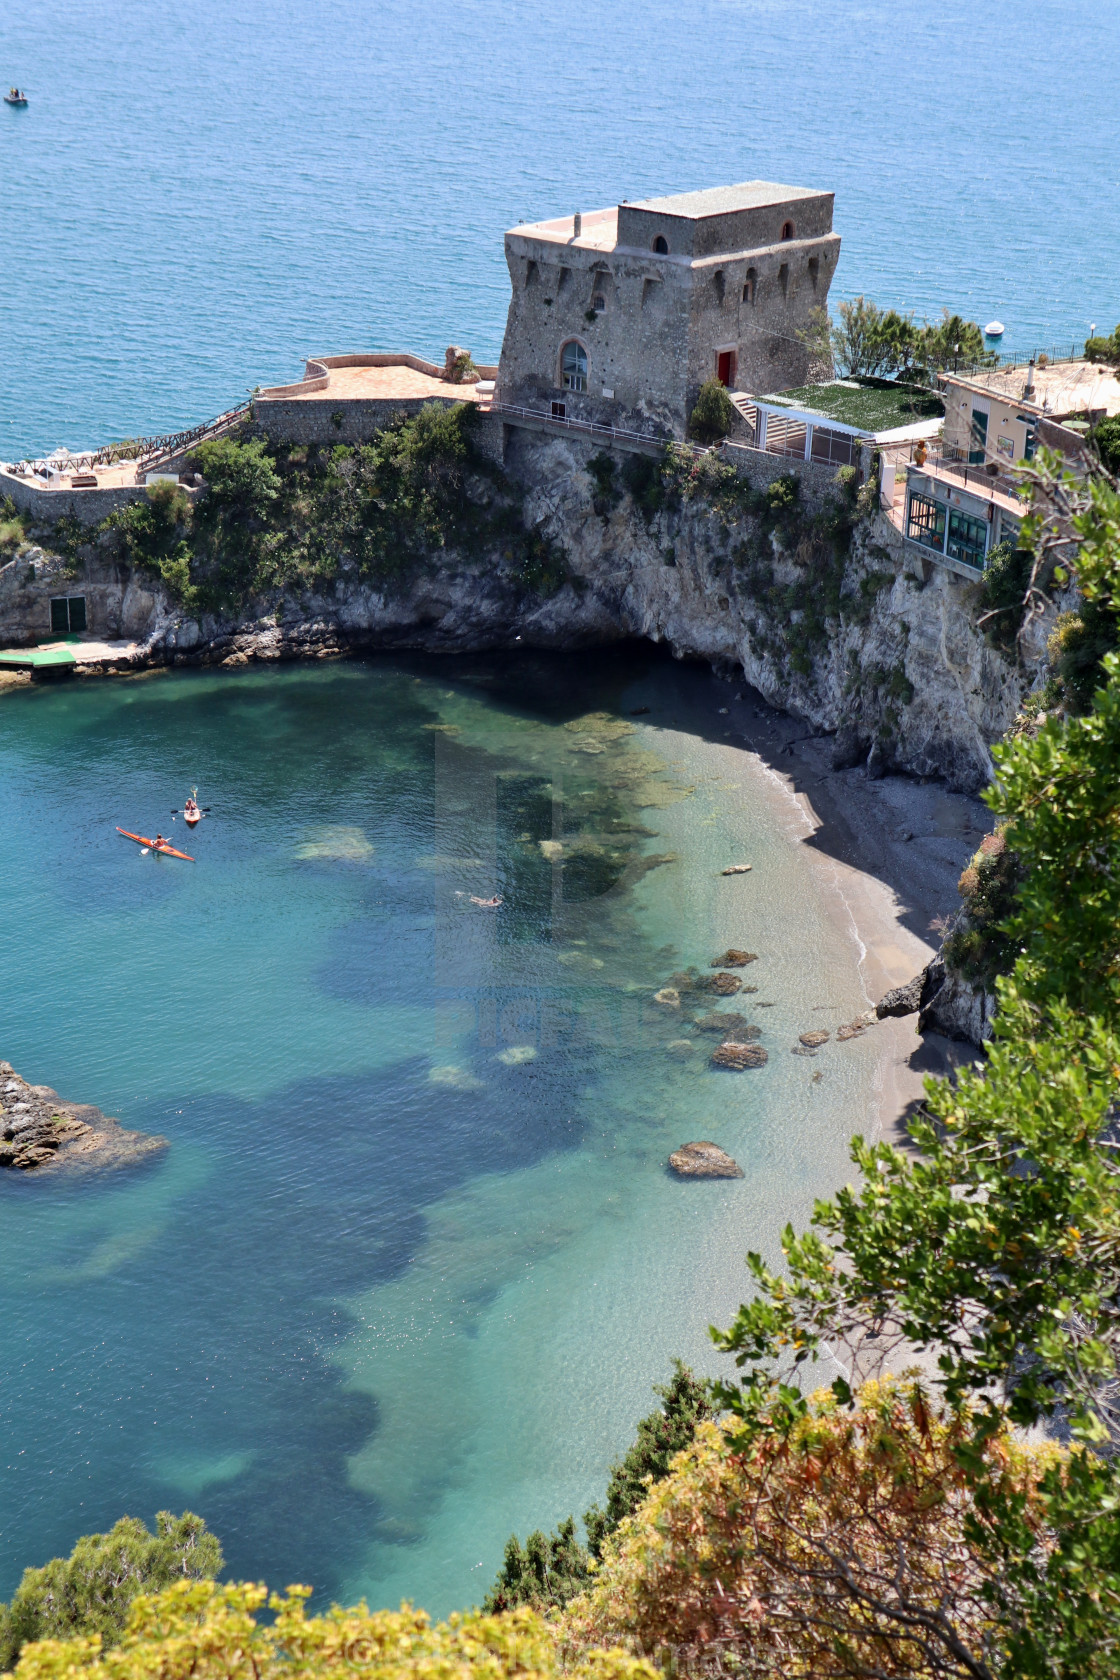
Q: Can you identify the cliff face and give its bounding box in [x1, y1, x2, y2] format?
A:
[6, 428, 1046, 798]
[117, 428, 1041, 795]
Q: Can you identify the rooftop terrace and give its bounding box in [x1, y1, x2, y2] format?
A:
[947, 358, 1120, 418]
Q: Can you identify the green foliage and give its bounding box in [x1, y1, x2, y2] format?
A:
[96, 408, 567, 611]
[686, 379, 735, 445]
[7, 1581, 654, 1680]
[483, 1519, 591, 1615]
[103, 480, 197, 604]
[710, 457, 1120, 1676]
[1090, 413, 1120, 474]
[484, 1364, 714, 1614]
[0, 1511, 221, 1670]
[828, 297, 995, 380]
[583, 1363, 715, 1557]
[976, 537, 1035, 654]
[943, 830, 1023, 986]
[1084, 324, 1120, 366]
[586, 451, 621, 517]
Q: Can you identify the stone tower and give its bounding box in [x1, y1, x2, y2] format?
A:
[495, 181, 840, 439]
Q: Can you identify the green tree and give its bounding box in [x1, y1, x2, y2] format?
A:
[484, 1364, 714, 1612]
[1084, 325, 1120, 367]
[1090, 413, 1120, 474]
[0, 1511, 222, 1669]
[915, 310, 994, 375]
[687, 378, 735, 445]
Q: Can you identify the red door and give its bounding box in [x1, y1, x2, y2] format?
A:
[716, 350, 736, 387]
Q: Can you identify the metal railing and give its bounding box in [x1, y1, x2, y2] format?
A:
[904, 439, 1029, 503]
[486, 400, 691, 453]
[948, 343, 1087, 377]
[5, 402, 251, 483]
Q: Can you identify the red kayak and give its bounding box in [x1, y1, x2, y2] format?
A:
[116, 828, 195, 861]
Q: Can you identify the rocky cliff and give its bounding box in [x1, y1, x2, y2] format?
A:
[3, 426, 1049, 801]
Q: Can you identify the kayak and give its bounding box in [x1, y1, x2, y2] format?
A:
[117, 827, 195, 861]
[184, 809, 201, 826]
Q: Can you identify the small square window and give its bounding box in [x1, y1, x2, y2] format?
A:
[551, 401, 567, 420]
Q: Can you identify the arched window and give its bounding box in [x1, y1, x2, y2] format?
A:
[591, 292, 606, 312]
[780, 220, 795, 241]
[651, 235, 669, 255]
[743, 267, 758, 304]
[561, 340, 588, 392]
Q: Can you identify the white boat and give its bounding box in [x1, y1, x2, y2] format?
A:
[4, 89, 28, 106]
[984, 321, 1005, 339]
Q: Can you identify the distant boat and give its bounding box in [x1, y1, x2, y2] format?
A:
[984, 320, 1005, 339]
[4, 88, 28, 106]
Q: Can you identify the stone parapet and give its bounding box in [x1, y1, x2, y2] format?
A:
[0, 468, 151, 527]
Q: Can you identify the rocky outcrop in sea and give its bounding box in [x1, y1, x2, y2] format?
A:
[0, 1061, 167, 1172]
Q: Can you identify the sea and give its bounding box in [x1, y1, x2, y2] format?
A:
[0, 0, 1115, 1618]
[2, 0, 1119, 460]
[0, 653, 887, 1612]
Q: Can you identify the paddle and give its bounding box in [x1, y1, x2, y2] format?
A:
[170, 807, 211, 814]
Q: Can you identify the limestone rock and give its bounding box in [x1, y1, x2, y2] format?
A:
[799, 1030, 830, 1047]
[669, 1141, 744, 1179]
[653, 987, 682, 1009]
[876, 975, 925, 1018]
[703, 972, 743, 997]
[694, 1011, 756, 1037]
[720, 864, 752, 876]
[711, 1041, 768, 1070]
[0, 1060, 166, 1173]
[712, 949, 757, 967]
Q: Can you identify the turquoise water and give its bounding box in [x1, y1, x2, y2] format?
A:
[2, 0, 1119, 458]
[0, 653, 883, 1611]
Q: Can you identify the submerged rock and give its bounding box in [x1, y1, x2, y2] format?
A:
[497, 1045, 538, 1066]
[837, 1014, 876, 1042]
[712, 949, 758, 967]
[666, 1039, 695, 1058]
[703, 972, 743, 997]
[0, 1061, 166, 1174]
[711, 1041, 769, 1070]
[669, 1141, 744, 1179]
[799, 1030, 830, 1048]
[653, 987, 682, 1009]
[720, 864, 753, 876]
[694, 1011, 757, 1037]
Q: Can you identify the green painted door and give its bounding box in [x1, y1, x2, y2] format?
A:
[969, 408, 989, 464]
[68, 596, 87, 632]
[50, 598, 69, 634]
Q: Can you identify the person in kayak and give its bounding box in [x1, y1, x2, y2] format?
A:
[184, 796, 199, 820]
[154, 833, 168, 850]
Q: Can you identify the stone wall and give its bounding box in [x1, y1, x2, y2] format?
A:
[496, 214, 839, 439]
[248, 396, 462, 448]
[0, 468, 150, 527]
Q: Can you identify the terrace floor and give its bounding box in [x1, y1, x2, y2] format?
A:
[277, 366, 485, 402]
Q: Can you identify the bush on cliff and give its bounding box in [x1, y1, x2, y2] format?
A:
[97, 406, 568, 612]
[6, 1583, 653, 1680]
[0, 1511, 222, 1670]
[563, 1382, 1060, 1676]
[687, 379, 735, 445]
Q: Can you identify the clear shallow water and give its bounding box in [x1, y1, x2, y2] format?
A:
[0, 652, 882, 1612]
[2, 0, 1119, 457]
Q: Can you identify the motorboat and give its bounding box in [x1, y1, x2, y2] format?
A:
[984, 321, 1005, 339]
[4, 89, 28, 106]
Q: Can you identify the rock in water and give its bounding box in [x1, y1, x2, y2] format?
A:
[669, 1141, 744, 1178]
[694, 1011, 756, 1037]
[0, 1060, 166, 1173]
[711, 1041, 768, 1070]
[704, 972, 743, 996]
[653, 987, 682, 1009]
[799, 1030, 830, 1047]
[712, 949, 758, 967]
[721, 864, 752, 875]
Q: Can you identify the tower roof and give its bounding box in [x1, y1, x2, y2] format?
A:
[628, 181, 825, 220]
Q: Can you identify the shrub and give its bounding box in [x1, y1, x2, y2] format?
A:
[1084, 325, 1120, 367]
[191, 436, 280, 523]
[565, 1383, 1058, 1677]
[1091, 413, 1120, 474]
[976, 537, 1035, 654]
[0, 1511, 221, 1670]
[7, 1582, 653, 1680]
[687, 379, 735, 445]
